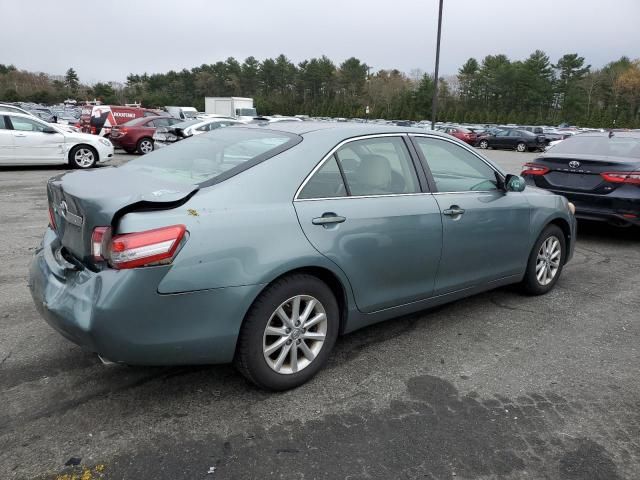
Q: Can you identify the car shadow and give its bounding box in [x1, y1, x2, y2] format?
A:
[577, 219, 640, 242]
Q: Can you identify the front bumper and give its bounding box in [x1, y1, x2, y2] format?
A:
[96, 142, 114, 163]
[539, 186, 640, 227]
[28, 229, 264, 365]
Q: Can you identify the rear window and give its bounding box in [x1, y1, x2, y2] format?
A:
[120, 127, 301, 186]
[121, 117, 150, 126]
[551, 135, 640, 158]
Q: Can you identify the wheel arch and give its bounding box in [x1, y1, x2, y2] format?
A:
[68, 143, 99, 164]
[546, 217, 572, 264]
[247, 265, 351, 337]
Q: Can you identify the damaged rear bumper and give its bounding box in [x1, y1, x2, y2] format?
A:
[28, 228, 264, 365]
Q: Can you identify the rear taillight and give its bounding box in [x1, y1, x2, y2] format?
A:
[600, 172, 640, 185]
[48, 207, 56, 230]
[109, 225, 186, 269]
[91, 226, 111, 261]
[521, 163, 550, 176]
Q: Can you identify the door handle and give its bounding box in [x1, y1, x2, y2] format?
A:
[14, 133, 26, 137]
[443, 206, 465, 217]
[312, 214, 346, 225]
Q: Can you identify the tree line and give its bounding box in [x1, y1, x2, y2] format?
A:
[1, 50, 639, 127]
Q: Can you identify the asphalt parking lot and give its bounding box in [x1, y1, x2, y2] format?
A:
[1, 149, 639, 480]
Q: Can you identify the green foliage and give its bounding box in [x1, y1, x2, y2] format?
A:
[1, 52, 639, 127]
[65, 68, 80, 93]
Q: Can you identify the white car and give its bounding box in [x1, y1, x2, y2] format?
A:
[0, 112, 114, 168]
[153, 117, 244, 148]
[0, 103, 80, 133]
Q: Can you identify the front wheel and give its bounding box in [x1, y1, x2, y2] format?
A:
[520, 225, 566, 295]
[234, 274, 339, 390]
[478, 139, 489, 149]
[69, 145, 97, 169]
[516, 142, 527, 152]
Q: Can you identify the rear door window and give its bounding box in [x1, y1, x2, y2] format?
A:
[299, 136, 420, 199]
[298, 156, 347, 199]
[336, 137, 420, 196]
[0, 116, 6, 129]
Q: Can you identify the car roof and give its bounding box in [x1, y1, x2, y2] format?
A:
[238, 120, 445, 138]
[0, 111, 43, 119]
[575, 131, 640, 139]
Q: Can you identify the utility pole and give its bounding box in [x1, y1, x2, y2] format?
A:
[431, 0, 444, 130]
[366, 65, 372, 122]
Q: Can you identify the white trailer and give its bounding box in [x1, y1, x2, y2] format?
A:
[204, 97, 257, 121]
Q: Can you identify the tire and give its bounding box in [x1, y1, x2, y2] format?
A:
[234, 274, 339, 391]
[479, 139, 489, 149]
[136, 137, 154, 155]
[69, 145, 97, 169]
[516, 142, 527, 152]
[520, 225, 566, 295]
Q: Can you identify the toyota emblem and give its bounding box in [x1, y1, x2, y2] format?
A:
[59, 201, 68, 219]
[568, 161, 580, 169]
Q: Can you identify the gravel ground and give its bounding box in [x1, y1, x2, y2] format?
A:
[0, 148, 638, 480]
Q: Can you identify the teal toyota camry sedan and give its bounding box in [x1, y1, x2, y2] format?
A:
[29, 122, 576, 390]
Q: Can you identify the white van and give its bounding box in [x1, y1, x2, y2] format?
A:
[165, 106, 198, 120]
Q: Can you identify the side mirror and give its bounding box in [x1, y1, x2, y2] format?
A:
[505, 174, 526, 192]
[43, 126, 57, 134]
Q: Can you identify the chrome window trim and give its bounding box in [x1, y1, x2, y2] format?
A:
[408, 133, 507, 194]
[294, 133, 419, 202]
[296, 192, 434, 202]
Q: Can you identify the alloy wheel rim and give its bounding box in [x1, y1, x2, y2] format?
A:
[536, 236, 561, 286]
[517, 143, 526, 152]
[480, 140, 488, 149]
[74, 148, 94, 167]
[262, 295, 327, 375]
[140, 140, 153, 153]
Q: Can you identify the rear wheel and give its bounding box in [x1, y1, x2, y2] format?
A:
[69, 145, 97, 169]
[234, 274, 339, 390]
[136, 137, 154, 155]
[478, 139, 489, 149]
[516, 142, 527, 152]
[520, 225, 566, 295]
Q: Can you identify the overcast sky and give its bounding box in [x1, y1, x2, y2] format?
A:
[2, 0, 638, 84]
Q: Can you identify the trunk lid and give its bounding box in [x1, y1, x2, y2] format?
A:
[48, 167, 197, 266]
[537, 153, 640, 193]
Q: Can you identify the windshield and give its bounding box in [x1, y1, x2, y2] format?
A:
[120, 127, 301, 186]
[550, 135, 640, 158]
[183, 110, 198, 119]
[236, 108, 257, 117]
[171, 119, 201, 129]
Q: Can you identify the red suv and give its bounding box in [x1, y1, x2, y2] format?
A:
[440, 126, 478, 145]
[109, 116, 181, 154]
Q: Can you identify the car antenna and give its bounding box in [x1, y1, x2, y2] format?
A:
[608, 130, 614, 138]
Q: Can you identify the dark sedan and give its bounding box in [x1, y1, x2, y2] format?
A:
[521, 132, 640, 227]
[478, 128, 546, 152]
